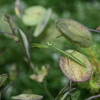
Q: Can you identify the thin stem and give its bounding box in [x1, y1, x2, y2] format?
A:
[0, 31, 13, 35]
[4, 14, 16, 36]
[4, 14, 27, 57]
[56, 34, 63, 38]
[55, 84, 69, 100]
[85, 94, 100, 100]
[69, 81, 72, 100]
[0, 82, 13, 94]
[29, 62, 38, 75]
[43, 81, 54, 100]
[89, 29, 100, 33]
[61, 88, 76, 100]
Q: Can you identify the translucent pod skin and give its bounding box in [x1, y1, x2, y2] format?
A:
[59, 50, 92, 82]
[56, 19, 93, 48]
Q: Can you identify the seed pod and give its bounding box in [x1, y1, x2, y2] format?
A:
[59, 50, 92, 82]
[22, 6, 46, 26]
[56, 19, 93, 48]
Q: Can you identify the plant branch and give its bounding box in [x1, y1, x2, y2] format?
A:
[4, 14, 16, 36]
[89, 29, 100, 33]
[0, 31, 13, 35]
[55, 84, 69, 100]
[86, 94, 100, 100]
[69, 80, 72, 100]
[0, 82, 13, 94]
[60, 87, 76, 100]
[43, 81, 54, 100]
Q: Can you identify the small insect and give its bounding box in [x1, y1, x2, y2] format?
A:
[59, 50, 92, 82]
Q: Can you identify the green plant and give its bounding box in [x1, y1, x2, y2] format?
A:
[0, 0, 100, 100]
[32, 19, 100, 100]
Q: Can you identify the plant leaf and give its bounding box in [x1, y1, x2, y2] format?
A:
[0, 73, 8, 87]
[56, 88, 77, 100]
[30, 65, 49, 83]
[56, 19, 93, 48]
[11, 94, 43, 100]
[33, 8, 52, 37]
[22, 6, 46, 26]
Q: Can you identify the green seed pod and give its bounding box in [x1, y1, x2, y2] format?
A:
[59, 50, 92, 82]
[56, 19, 93, 48]
[22, 6, 46, 26]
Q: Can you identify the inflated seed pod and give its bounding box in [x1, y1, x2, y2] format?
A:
[22, 6, 46, 26]
[59, 50, 92, 82]
[56, 19, 93, 48]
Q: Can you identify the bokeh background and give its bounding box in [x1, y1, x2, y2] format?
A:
[0, 0, 100, 100]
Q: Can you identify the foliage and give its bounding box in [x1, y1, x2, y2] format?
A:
[0, 0, 100, 100]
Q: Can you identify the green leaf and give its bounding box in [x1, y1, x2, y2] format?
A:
[11, 94, 43, 100]
[34, 8, 52, 37]
[22, 6, 46, 26]
[59, 50, 92, 82]
[65, 89, 81, 100]
[56, 19, 93, 48]
[30, 65, 49, 83]
[0, 73, 8, 87]
[57, 88, 78, 100]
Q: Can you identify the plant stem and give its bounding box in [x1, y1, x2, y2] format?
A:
[0, 31, 13, 35]
[60, 88, 76, 100]
[0, 82, 13, 94]
[86, 94, 100, 100]
[0, 94, 1, 100]
[55, 84, 69, 100]
[43, 81, 54, 100]
[89, 29, 100, 33]
[69, 81, 72, 100]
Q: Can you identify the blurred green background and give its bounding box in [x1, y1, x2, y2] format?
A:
[0, 0, 100, 100]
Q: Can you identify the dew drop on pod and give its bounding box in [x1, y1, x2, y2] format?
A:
[56, 19, 93, 48]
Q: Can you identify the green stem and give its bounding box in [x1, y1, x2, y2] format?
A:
[0, 82, 13, 94]
[69, 81, 72, 100]
[61, 88, 76, 100]
[86, 94, 100, 100]
[0, 31, 13, 35]
[55, 84, 69, 100]
[43, 81, 54, 100]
